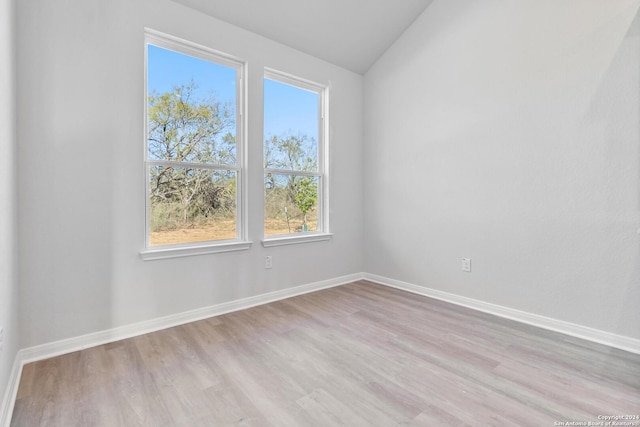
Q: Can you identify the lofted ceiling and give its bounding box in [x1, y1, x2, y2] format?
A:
[170, 0, 435, 74]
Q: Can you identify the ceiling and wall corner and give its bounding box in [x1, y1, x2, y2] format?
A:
[169, 0, 435, 74]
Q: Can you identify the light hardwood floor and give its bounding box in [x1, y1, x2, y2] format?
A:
[11, 281, 640, 426]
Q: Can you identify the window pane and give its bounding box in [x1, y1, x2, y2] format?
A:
[149, 166, 237, 245]
[263, 78, 318, 172]
[147, 45, 236, 165]
[264, 133, 318, 172]
[265, 174, 319, 235]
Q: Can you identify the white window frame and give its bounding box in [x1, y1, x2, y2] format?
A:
[262, 68, 332, 247]
[140, 29, 251, 260]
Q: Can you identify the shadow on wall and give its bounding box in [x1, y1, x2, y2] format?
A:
[581, 6, 640, 345]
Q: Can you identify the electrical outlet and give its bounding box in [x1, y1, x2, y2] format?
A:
[265, 256, 273, 269]
[461, 258, 471, 272]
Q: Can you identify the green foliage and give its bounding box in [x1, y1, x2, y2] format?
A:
[148, 82, 236, 231]
[264, 134, 319, 230]
[294, 177, 317, 215]
[149, 167, 236, 232]
[148, 82, 321, 234]
[264, 133, 316, 172]
[148, 81, 236, 164]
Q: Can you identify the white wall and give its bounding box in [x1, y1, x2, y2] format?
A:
[0, 0, 18, 405]
[364, 0, 640, 340]
[17, 0, 363, 348]
[15, 0, 640, 355]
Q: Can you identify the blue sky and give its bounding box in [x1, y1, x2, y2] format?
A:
[263, 78, 318, 140]
[147, 44, 236, 106]
[147, 44, 318, 140]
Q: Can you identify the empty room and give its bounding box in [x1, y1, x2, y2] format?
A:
[1, 0, 640, 425]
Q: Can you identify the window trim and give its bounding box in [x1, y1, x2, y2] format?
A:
[262, 68, 331, 246]
[141, 29, 250, 260]
[261, 233, 333, 248]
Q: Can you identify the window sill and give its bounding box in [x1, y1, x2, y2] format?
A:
[140, 240, 253, 261]
[262, 233, 333, 248]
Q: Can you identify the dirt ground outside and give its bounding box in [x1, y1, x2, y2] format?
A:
[150, 219, 319, 246]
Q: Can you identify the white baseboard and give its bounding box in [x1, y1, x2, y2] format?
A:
[3, 271, 639, 426]
[19, 273, 364, 365]
[363, 273, 640, 355]
[0, 273, 363, 427]
[1, 355, 22, 427]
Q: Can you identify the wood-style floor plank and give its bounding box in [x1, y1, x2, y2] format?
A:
[11, 281, 640, 426]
